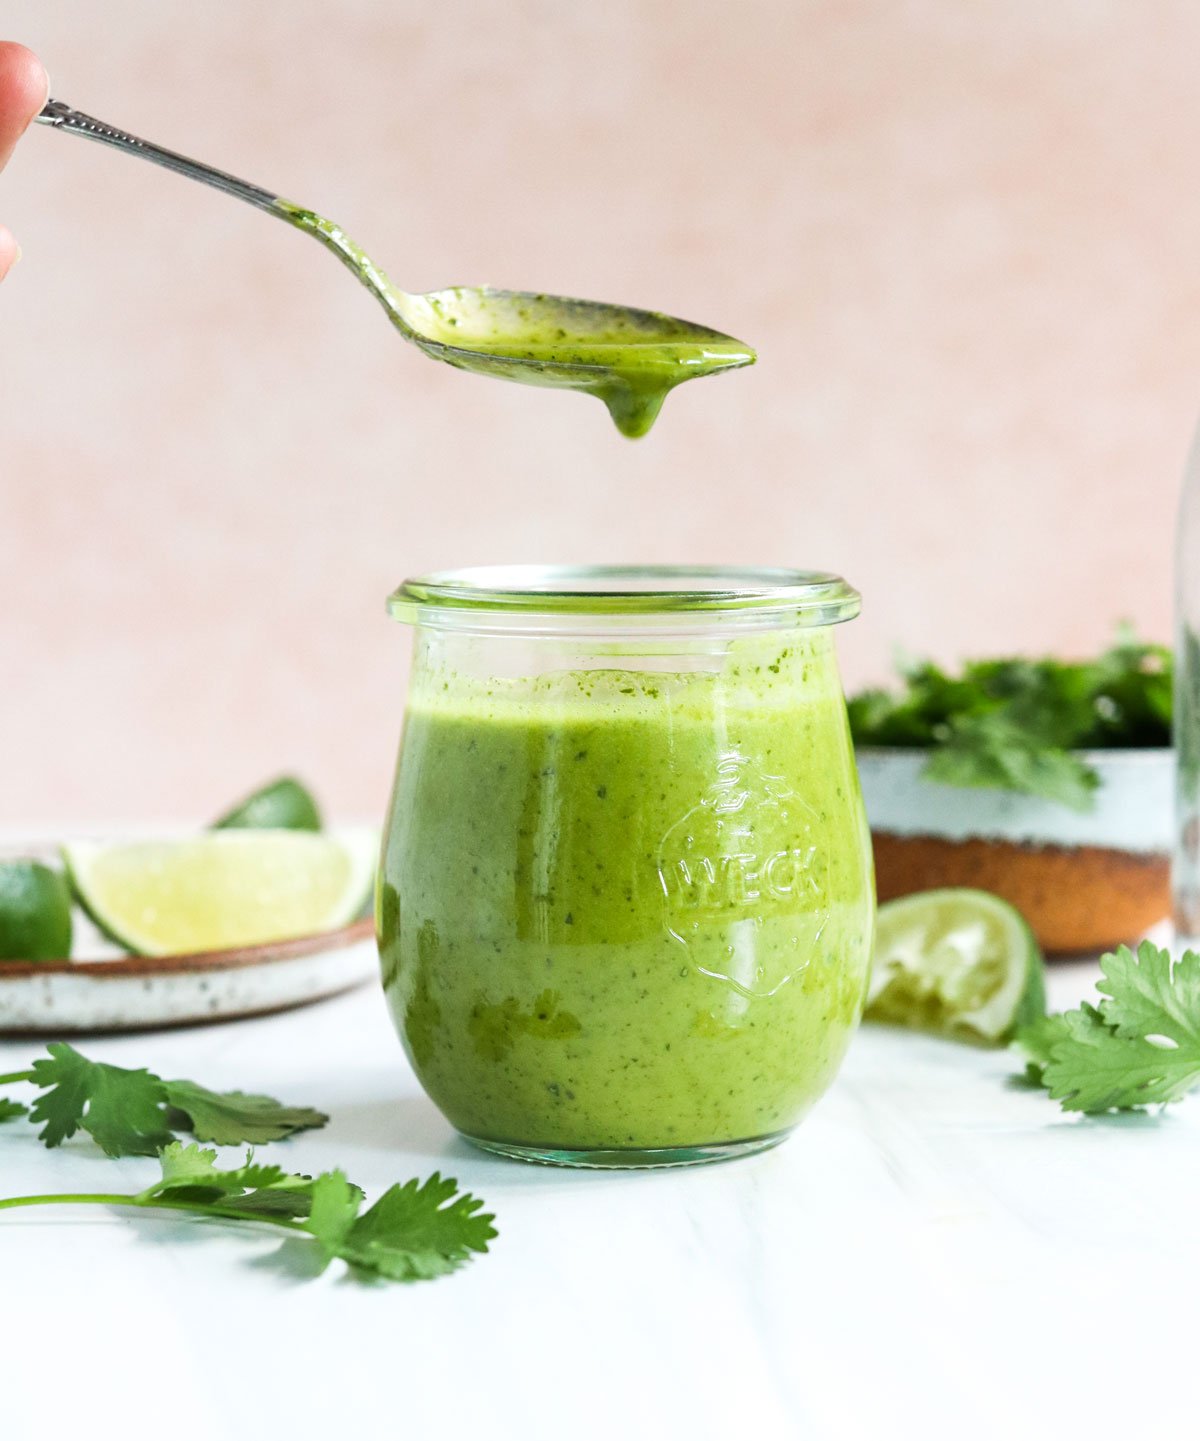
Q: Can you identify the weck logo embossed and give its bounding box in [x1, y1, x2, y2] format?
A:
[656, 751, 830, 996]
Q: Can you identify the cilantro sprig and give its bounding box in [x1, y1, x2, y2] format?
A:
[0, 1142, 497, 1284]
[0, 1042, 327, 1155]
[1017, 942, 1200, 1112]
[848, 631, 1171, 810]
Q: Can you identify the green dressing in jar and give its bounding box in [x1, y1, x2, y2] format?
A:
[379, 567, 874, 1166]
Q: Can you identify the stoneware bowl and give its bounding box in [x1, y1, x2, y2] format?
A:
[856, 747, 1172, 954]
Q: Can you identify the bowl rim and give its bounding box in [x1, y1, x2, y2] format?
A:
[854, 744, 1172, 765]
[0, 916, 374, 980]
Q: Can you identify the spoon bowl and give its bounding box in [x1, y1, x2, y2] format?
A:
[404, 287, 755, 437]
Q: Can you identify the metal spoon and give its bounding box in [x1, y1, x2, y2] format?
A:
[36, 99, 755, 437]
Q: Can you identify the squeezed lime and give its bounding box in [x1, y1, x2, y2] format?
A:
[866, 888, 1045, 1045]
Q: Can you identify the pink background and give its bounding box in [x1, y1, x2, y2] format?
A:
[1, 2, 1192, 825]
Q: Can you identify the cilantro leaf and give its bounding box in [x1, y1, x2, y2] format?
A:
[153, 1139, 237, 1190]
[145, 1141, 301, 1199]
[307, 1170, 497, 1282]
[923, 714, 1099, 812]
[0, 1146, 496, 1288]
[1041, 1008, 1200, 1112]
[1084, 630, 1172, 745]
[304, 1169, 361, 1265]
[1096, 942, 1200, 1048]
[1016, 943, 1200, 1112]
[3, 1044, 327, 1156]
[163, 1080, 328, 1146]
[1013, 1011, 1073, 1078]
[29, 1043, 174, 1155]
[0, 1098, 28, 1123]
[140, 1142, 321, 1219]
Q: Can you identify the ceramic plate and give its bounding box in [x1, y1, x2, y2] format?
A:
[0, 914, 378, 1034]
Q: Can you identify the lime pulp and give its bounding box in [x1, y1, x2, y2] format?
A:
[62, 829, 375, 957]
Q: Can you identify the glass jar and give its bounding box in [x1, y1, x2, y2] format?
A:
[1177, 425, 1200, 947]
[378, 565, 874, 1167]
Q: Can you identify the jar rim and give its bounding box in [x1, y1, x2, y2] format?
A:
[387, 564, 860, 629]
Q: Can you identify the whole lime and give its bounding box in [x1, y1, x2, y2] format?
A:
[0, 860, 73, 962]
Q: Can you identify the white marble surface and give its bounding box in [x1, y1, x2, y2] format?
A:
[3, 956, 1197, 1441]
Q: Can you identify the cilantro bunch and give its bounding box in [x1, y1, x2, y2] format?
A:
[848, 631, 1171, 811]
[1019, 941, 1200, 1113]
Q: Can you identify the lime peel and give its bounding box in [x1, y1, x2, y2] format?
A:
[212, 775, 323, 832]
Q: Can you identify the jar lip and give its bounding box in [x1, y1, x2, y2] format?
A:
[388, 564, 861, 628]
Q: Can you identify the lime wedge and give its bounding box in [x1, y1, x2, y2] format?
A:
[866, 888, 1045, 1045]
[212, 776, 322, 831]
[0, 860, 73, 962]
[62, 830, 376, 957]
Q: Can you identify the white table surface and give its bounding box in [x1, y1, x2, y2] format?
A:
[4, 951, 1197, 1441]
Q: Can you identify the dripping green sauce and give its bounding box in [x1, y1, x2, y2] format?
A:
[276, 202, 755, 437]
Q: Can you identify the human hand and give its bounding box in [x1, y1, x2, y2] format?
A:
[0, 43, 50, 280]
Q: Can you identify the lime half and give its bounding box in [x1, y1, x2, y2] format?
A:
[0, 860, 73, 962]
[866, 888, 1045, 1045]
[212, 776, 322, 832]
[62, 829, 376, 957]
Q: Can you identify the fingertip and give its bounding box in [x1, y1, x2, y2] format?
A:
[0, 225, 19, 283]
[0, 43, 50, 127]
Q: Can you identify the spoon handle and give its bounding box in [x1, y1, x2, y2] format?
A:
[32, 97, 419, 338]
[36, 99, 280, 214]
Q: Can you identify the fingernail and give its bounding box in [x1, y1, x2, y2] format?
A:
[13, 245, 21, 265]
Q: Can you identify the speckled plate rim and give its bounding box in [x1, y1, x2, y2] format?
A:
[0, 916, 375, 980]
[0, 918, 379, 1035]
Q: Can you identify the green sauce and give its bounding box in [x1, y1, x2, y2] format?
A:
[378, 636, 874, 1154]
[277, 203, 755, 437]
